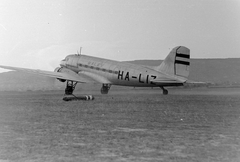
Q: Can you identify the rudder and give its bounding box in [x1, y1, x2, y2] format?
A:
[155, 46, 190, 78]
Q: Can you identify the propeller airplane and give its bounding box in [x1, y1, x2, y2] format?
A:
[0, 46, 203, 101]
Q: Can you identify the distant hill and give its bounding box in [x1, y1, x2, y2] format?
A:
[128, 58, 240, 86]
[0, 71, 61, 91]
[0, 58, 239, 91]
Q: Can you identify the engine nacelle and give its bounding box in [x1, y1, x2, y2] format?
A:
[57, 78, 66, 82]
[54, 67, 62, 72]
[54, 67, 66, 82]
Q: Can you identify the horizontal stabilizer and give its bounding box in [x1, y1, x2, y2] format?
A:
[185, 79, 206, 84]
[150, 75, 186, 86]
[151, 79, 184, 84]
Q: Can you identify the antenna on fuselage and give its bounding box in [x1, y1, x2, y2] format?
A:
[77, 47, 82, 56]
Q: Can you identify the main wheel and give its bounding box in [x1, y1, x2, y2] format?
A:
[101, 87, 109, 94]
[101, 84, 111, 94]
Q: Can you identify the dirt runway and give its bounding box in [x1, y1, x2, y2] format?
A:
[0, 88, 240, 161]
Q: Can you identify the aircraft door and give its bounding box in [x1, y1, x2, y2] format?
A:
[112, 65, 121, 84]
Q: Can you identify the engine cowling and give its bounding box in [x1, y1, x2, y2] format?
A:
[54, 67, 62, 72]
[54, 67, 66, 82]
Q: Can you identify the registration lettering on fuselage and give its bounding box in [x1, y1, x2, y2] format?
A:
[118, 70, 156, 85]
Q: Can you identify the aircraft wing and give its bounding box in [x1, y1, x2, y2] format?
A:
[0, 65, 90, 83]
[78, 71, 112, 84]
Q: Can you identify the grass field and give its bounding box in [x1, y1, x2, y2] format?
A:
[0, 88, 240, 162]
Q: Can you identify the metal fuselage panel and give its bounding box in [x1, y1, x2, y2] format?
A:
[64, 54, 179, 87]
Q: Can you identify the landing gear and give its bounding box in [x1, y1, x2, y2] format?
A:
[63, 81, 94, 101]
[101, 84, 111, 94]
[65, 81, 77, 96]
[160, 86, 168, 95]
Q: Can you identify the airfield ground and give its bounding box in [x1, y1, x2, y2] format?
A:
[0, 88, 240, 162]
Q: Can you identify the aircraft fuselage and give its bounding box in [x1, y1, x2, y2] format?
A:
[61, 54, 182, 87]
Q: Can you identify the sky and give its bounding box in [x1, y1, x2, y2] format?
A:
[0, 0, 239, 72]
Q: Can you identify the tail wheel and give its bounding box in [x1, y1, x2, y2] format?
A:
[163, 89, 168, 95]
[160, 87, 168, 95]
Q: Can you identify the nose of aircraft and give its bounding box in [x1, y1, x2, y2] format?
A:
[60, 56, 70, 67]
[60, 60, 66, 67]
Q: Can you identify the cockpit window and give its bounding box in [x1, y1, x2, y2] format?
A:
[62, 57, 69, 61]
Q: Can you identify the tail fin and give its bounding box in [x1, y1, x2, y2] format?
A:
[155, 46, 190, 78]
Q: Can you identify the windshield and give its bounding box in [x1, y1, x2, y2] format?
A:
[62, 57, 69, 61]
